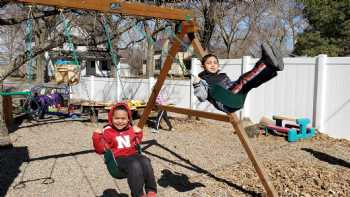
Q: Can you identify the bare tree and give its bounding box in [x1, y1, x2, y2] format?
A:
[0, 3, 157, 142]
[126, 47, 144, 76]
[0, 4, 26, 77]
[0, 25, 25, 76]
[213, 0, 304, 58]
[274, 0, 305, 51]
[192, 0, 225, 52]
[230, 0, 269, 57]
[215, 1, 253, 58]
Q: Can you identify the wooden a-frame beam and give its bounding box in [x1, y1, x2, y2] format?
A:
[188, 32, 205, 57]
[17, 0, 194, 21]
[228, 113, 278, 196]
[156, 105, 230, 122]
[137, 21, 188, 128]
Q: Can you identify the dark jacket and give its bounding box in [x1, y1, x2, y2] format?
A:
[198, 70, 232, 89]
[193, 71, 237, 112]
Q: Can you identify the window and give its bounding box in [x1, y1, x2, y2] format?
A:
[87, 60, 96, 76]
[155, 58, 162, 70]
[101, 60, 110, 71]
[90, 61, 95, 68]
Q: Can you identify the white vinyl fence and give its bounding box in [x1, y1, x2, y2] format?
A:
[71, 55, 350, 140]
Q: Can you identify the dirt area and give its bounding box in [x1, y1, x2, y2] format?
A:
[1, 114, 350, 197]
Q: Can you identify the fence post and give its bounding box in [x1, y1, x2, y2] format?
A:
[313, 54, 327, 131]
[190, 58, 202, 110]
[241, 56, 252, 119]
[116, 77, 121, 101]
[90, 75, 95, 101]
[148, 76, 155, 97]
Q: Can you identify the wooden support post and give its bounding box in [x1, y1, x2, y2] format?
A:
[3, 96, 13, 127]
[0, 95, 11, 148]
[228, 113, 277, 197]
[138, 22, 188, 128]
[190, 36, 206, 57]
[188, 32, 205, 59]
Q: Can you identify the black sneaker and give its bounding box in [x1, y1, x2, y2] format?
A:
[261, 43, 284, 71]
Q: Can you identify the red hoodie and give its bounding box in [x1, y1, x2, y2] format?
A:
[92, 102, 143, 157]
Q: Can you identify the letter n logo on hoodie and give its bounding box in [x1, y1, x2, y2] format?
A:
[116, 135, 131, 149]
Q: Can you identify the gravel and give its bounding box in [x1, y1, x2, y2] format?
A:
[1, 115, 349, 197]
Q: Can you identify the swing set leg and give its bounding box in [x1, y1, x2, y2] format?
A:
[228, 113, 278, 197]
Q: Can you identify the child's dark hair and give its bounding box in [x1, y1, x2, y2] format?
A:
[114, 105, 129, 114]
[201, 54, 219, 65]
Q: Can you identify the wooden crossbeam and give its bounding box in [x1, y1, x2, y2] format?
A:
[228, 113, 278, 197]
[156, 105, 230, 122]
[17, 0, 194, 21]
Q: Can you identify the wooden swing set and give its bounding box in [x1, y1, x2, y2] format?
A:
[15, 1, 278, 196]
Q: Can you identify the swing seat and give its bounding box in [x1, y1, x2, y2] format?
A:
[209, 84, 247, 109]
[103, 144, 142, 179]
[0, 91, 32, 96]
[104, 149, 127, 179]
[54, 64, 80, 85]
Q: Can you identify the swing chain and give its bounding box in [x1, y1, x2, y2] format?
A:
[25, 6, 33, 81]
[101, 14, 127, 100]
[59, 9, 99, 127]
[60, 10, 80, 67]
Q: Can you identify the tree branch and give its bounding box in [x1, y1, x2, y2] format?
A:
[0, 9, 60, 26]
[0, 0, 11, 8]
[0, 20, 146, 81]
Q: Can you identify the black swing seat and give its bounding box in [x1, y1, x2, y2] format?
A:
[104, 144, 142, 179]
[209, 84, 247, 109]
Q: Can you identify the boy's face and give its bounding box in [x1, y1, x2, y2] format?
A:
[203, 56, 219, 73]
[112, 110, 129, 130]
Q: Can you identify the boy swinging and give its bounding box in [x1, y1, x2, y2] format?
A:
[193, 43, 284, 112]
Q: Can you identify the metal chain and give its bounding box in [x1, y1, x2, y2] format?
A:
[60, 10, 80, 67]
[25, 6, 33, 81]
[59, 9, 99, 127]
[101, 15, 127, 100]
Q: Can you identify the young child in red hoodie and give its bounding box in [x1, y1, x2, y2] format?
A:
[92, 103, 157, 197]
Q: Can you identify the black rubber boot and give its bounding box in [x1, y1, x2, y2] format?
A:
[261, 43, 284, 71]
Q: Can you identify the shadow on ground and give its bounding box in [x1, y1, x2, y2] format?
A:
[302, 148, 350, 168]
[100, 188, 128, 197]
[0, 146, 29, 196]
[142, 140, 261, 196]
[158, 169, 205, 192]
